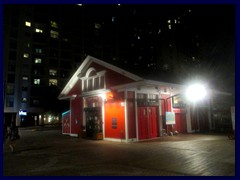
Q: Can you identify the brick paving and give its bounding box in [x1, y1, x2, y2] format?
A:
[3, 127, 235, 176]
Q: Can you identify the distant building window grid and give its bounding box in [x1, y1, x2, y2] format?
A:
[49, 69, 57, 76]
[35, 48, 43, 54]
[50, 30, 59, 38]
[22, 86, 28, 91]
[6, 96, 14, 107]
[49, 79, 58, 86]
[32, 99, 40, 106]
[34, 79, 40, 85]
[25, 21, 31, 27]
[22, 76, 29, 81]
[35, 28, 43, 33]
[23, 53, 29, 58]
[7, 74, 15, 83]
[50, 21, 58, 28]
[22, 97, 27, 103]
[35, 58, 42, 63]
[6, 85, 14, 95]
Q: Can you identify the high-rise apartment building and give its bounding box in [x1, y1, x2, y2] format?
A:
[3, 4, 126, 126]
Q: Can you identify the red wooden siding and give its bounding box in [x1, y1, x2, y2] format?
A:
[104, 96, 125, 139]
[174, 113, 187, 133]
[127, 91, 136, 139]
[70, 97, 83, 135]
[138, 107, 158, 140]
[67, 79, 82, 97]
[86, 62, 136, 88]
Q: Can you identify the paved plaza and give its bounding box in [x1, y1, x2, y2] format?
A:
[3, 127, 235, 176]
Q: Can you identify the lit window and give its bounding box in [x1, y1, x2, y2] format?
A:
[158, 29, 161, 34]
[25, 21, 31, 27]
[35, 58, 42, 63]
[168, 25, 171, 30]
[137, 36, 140, 40]
[174, 19, 177, 24]
[95, 23, 101, 29]
[49, 69, 57, 76]
[49, 79, 58, 86]
[50, 21, 58, 28]
[22, 98, 27, 103]
[112, 17, 115, 22]
[34, 79, 40, 85]
[35, 28, 43, 33]
[50, 30, 59, 38]
[23, 53, 29, 58]
[168, 20, 171, 24]
[22, 76, 28, 80]
[35, 48, 43, 54]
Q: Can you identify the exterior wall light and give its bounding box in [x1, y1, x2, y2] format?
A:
[186, 83, 206, 102]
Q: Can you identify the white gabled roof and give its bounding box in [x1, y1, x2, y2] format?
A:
[58, 55, 143, 99]
[58, 55, 232, 100]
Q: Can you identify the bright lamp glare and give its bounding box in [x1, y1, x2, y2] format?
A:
[186, 84, 206, 102]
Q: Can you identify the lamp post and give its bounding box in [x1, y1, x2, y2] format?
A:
[185, 83, 207, 133]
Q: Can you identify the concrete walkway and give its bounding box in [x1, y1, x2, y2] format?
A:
[3, 127, 235, 176]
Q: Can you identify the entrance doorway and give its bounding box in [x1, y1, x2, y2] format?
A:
[138, 107, 158, 140]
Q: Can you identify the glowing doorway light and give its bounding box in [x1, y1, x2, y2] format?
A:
[99, 93, 106, 101]
[186, 83, 206, 102]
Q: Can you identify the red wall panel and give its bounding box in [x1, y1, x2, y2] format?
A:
[67, 79, 82, 97]
[104, 100, 125, 139]
[70, 97, 83, 135]
[127, 91, 136, 139]
[174, 113, 187, 133]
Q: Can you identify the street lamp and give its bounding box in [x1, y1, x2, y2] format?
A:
[185, 83, 207, 102]
[185, 83, 207, 133]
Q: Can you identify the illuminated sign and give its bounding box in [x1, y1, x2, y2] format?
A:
[112, 118, 117, 129]
[172, 94, 186, 108]
[19, 110, 27, 116]
[137, 99, 159, 106]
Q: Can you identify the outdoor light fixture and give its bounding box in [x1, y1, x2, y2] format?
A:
[186, 83, 206, 102]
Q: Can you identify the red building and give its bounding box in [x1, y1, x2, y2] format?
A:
[58, 56, 225, 142]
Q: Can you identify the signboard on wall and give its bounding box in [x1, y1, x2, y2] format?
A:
[172, 94, 186, 108]
[112, 118, 117, 129]
[19, 110, 27, 116]
[166, 112, 175, 125]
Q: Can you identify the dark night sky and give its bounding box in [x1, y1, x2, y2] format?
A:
[2, 2, 236, 101]
[87, 4, 235, 94]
